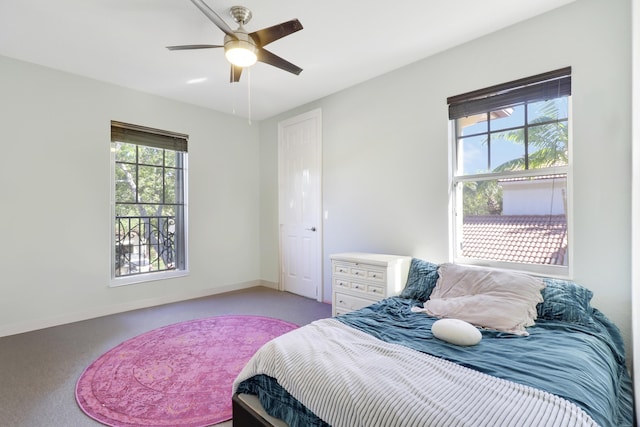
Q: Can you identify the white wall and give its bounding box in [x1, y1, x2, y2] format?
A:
[0, 55, 263, 336]
[260, 0, 633, 358]
[631, 0, 639, 418]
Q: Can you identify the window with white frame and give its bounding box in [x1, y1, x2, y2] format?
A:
[110, 121, 188, 285]
[447, 67, 571, 276]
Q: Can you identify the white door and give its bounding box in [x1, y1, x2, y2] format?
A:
[278, 109, 322, 300]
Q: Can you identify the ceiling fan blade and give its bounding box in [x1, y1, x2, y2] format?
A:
[256, 48, 303, 75]
[166, 44, 223, 50]
[249, 19, 303, 47]
[230, 65, 243, 83]
[189, 0, 237, 39]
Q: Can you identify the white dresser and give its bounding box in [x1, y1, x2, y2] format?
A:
[331, 252, 411, 316]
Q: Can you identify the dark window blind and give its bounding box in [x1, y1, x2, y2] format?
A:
[111, 121, 188, 152]
[447, 67, 571, 120]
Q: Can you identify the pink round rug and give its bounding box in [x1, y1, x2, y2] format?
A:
[75, 315, 298, 427]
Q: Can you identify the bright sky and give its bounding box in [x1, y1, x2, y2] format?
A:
[458, 98, 568, 175]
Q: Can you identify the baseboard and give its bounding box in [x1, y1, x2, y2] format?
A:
[260, 280, 279, 290]
[0, 279, 279, 338]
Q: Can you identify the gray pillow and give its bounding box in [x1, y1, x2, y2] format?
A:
[537, 278, 595, 326]
[399, 258, 439, 301]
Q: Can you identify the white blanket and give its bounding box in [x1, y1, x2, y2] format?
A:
[233, 318, 598, 427]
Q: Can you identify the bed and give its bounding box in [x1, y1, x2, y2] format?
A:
[232, 260, 634, 427]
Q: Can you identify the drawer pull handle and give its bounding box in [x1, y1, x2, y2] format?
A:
[372, 274, 377, 278]
[372, 289, 378, 293]
[354, 272, 359, 275]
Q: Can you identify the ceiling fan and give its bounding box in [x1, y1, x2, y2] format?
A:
[167, 0, 303, 83]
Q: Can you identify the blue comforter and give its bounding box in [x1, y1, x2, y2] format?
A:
[237, 297, 633, 426]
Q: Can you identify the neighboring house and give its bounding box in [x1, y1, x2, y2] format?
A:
[463, 175, 568, 266]
[463, 214, 567, 265]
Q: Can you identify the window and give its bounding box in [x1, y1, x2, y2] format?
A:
[110, 121, 188, 285]
[447, 68, 571, 276]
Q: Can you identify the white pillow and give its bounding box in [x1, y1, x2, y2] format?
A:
[423, 263, 545, 336]
[432, 318, 482, 346]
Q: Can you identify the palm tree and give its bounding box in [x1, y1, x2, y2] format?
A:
[492, 100, 568, 172]
[462, 100, 568, 216]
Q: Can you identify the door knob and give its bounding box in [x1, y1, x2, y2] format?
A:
[306, 227, 317, 232]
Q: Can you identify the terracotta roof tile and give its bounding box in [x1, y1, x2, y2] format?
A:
[462, 215, 567, 265]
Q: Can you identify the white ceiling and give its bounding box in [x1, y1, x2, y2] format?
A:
[0, 0, 575, 121]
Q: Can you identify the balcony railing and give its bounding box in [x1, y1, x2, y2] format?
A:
[115, 215, 176, 277]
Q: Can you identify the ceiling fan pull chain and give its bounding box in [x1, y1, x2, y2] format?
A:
[247, 68, 252, 125]
[232, 68, 237, 115]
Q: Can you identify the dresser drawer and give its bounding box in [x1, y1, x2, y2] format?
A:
[333, 292, 374, 312]
[334, 307, 352, 316]
[333, 261, 386, 283]
[334, 278, 385, 297]
[350, 281, 367, 292]
[349, 266, 367, 278]
[367, 283, 385, 297]
[334, 263, 351, 275]
[333, 278, 351, 291]
[366, 269, 385, 282]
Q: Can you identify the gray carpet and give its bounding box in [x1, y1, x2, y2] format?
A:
[0, 286, 332, 426]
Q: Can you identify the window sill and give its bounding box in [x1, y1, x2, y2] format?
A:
[109, 269, 189, 287]
[452, 258, 570, 280]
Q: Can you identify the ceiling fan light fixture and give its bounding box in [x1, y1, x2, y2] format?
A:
[169, 2, 303, 82]
[224, 37, 257, 67]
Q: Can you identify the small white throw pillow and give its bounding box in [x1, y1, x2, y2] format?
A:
[432, 318, 482, 346]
